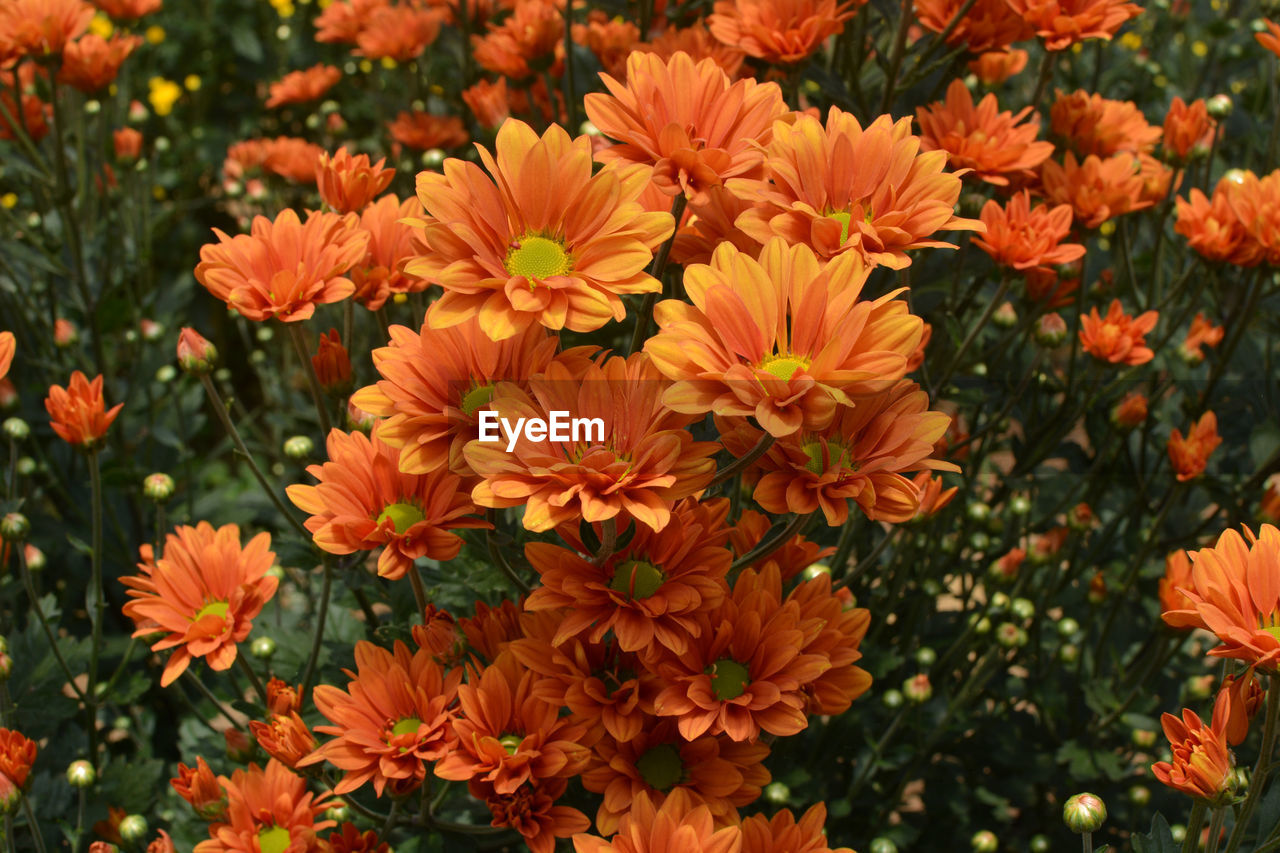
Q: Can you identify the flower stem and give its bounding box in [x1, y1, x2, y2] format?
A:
[1082, 831, 1092, 853]
[628, 194, 688, 355]
[300, 557, 334, 699]
[730, 513, 814, 571]
[710, 433, 775, 489]
[287, 323, 333, 436]
[1223, 676, 1280, 853]
[1206, 806, 1227, 853]
[20, 796, 46, 853]
[236, 654, 268, 706]
[1182, 802, 1207, 853]
[85, 450, 103, 765]
[16, 547, 86, 702]
[408, 562, 429, 615]
[183, 669, 243, 731]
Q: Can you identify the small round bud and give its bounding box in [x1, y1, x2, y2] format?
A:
[1185, 673, 1214, 700]
[1011, 598, 1035, 620]
[266, 565, 285, 581]
[1128, 785, 1151, 806]
[118, 814, 148, 843]
[1008, 495, 1031, 515]
[992, 301, 1017, 328]
[966, 502, 991, 522]
[422, 148, 446, 169]
[1057, 617, 1080, 637]
[764, 781, 790, 804]
[0, 512, 30, 542]
[1034, 313, 1067, 347]
[176, 328, 218, 375]
[915, 647, 937, 667]
[66, 760, 96, 788]
[882, 689, 904, 709]
[1206, 93, 1232, 118]
[972, 616, 992, 635]
[869, 839, 898, 853]
[155, 364, 177, 383]
[969, 531, 990, 551]
[1062, 792, 1106, 834]
[143, 473, 175, 503]
[921, 579, 943, 596]
[971, 362, 988, 377]
[1170, 824, 1187, 843]
[23, 544, 44, 571]
[1058, 643, 1079, 663]
[970, 830, 998, 853]
[283, 435, 313, 459]
[579, 120, 600, 136]
[996, 622, 1027, 648]
[324, 799, 350, 822]
[903, 674, 932, 703]
[2, 418, 29, 441]
[1029, 834, 1050, 853]
[989, 592, 1010, 612]
[250, 636, 276, 659]
[802, 562, 831, 580]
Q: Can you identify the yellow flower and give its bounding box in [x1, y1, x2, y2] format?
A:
[183, 74, 201, 92]
[89, 13, 113, 37]
[145, 25, 165, 44]
[0, 193, 17, 209]
[148, 77, 181, 116]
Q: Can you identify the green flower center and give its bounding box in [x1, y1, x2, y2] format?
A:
[499, 734, 522, 754]
[377, 502, 425, 535]
[708, 658, 751, 701]
[461, 384, 495, 417]
[505, 235, 571, 280]
[829, 210, 852, 245]
[635, 743, 684, 791]
[258, 826, 291, 853]
[759, 354, 810, 382]
[194, 600, 229, 622]
[390, 717, 422, 738]
[608, 559, 665, 600]
[1265, 626, 1280, 642]
[801, 440, 851, 475]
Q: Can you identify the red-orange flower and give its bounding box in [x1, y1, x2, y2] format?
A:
[195, 760, 333, 853]
[327, 825, 388, 853]
[572, 788, 742, 853]
[266, 678, 303, 716]
[462, 78, 519, 129]
[0, 728, 36, 808]
[1179, 312, 1224, 364]
[250, 712, 317, 768]
[1151, 688, 1234, 804]
[120, 522, 278, 686]
[1111, 391, 1148, 429]
[1078, 299, 1157, 366]
[1175, 174, 1262, 266]
[355, 4, 441, 61]
[300, 640, 461, 796]
[266, 64, 341, 108]
[916, 79, 1053, 186]
[93, 0, 161, 18]
[707, 0, 857, 65]
[911, 471, 958, 520]
[471, 0, 562, 79]
[262, 137, 325, 183]
[195, 209, 368, 322]
[172, 756, 225, 819]
[314, 0, 383, 44]
[968, 48, 1029, 84]
[44, 370, 123, 448]
[114, 126, 142, 161]
[1258, 18, 1280, 58]
[1159, 549, 1196, 617]
[740, 803, 854, 853]
[573, 12, 639, 79]
[58, 32, 140, 92]
[1050, 90, 1161, 157]
[0, 331, 13, 381]
[310, 329, 352, 394]
[348, 194, 428, 310]
[1004, 0, 1141, 50]
[486, 778, 591, 853]
[387, 110, 468, 151]
[1042, 152, 1151, 228]
[647, 239, 921, 437]
[585, 51, 788, 204]
[1163, 97, 1214, 163]
[1167, 411, 1221, 482]
[914, 0, 1032, 53]
[316, 147, 394, 214]
[640, 23, 747, 80]
[1221, 168, 1280, 265]
[0, 0, 93, 56]
[971, 190, 1086, 276]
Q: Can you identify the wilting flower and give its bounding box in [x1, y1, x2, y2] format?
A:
[58, 32, 140, 92]
[647, 239, 921, 437]
[1175, 172, 1263, 267]
[300, 640, 461, 796]
[249, 712, 317, 768]
[1179, 313, 1224, 364]
[916, 80, 1053, 186]
[1004, 0, 1141, 50]
[1078, 299, 1157, 366]
[171, 757, 225, 819]
[1167, 411, 1221, 482]
[971, 190, 1086, 277]
[914, 0, 1032, 53]
[120, 522, 278, 686]
[196, 209, 368, 322]
[316, 147, 394, 214]
[387, 110, 468, 151]
[1151, 689, 1234, 804]
[266, 63, 341, 108]
[572, 788, 742, 853]
[287, 429, 487, 580]
[1040, 152, 1152, 228]
[45, 371, 123, 449]
[194, 760, 333, 853]
[0, 728, 36, 811]
[1163, 97, 1214, 163]
[707, 0, 857, 65]
[0, 0, 94, 56]
[968, 48, 1029, 84]
[1050, 90, 1161, 158]
[740, 803, 854, 853]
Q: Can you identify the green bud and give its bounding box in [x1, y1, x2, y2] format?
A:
[143, 473, 175, 503]
[915, 647, 937, 667]
[2, 418, 29, 441]
[971, 830, 998, 853]
[1058, 643, 1079, 663]
[66, 760, 95, 788]
[1009, 495, 1031, 515]
[0, 513, 29, 542]
[882, 689, 904, 709]
[1128, 785, 1151, 806]
[250, 636, 276, 659]
[1062, 792, 1106, 833]
[1057, 617, 1080, 637]
[764, 781, 790, 804]
[118, 815, 148, 843]
[967, 502, 991, 522]
[1011, 598, 1035, 620]
[869, 839, 898, 853]
[284, 435, 314, 459]
[1029, 834, 1050, 853]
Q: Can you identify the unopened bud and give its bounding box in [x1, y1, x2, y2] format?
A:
[1057, 617, 1080, 637]
[915, 647, 936, 667]
[176, 328, 218, 374]
[324, 799, 350, 822]
[1029, 835, 1050, 853]
[118, 815, 148, 843]
[66, 760, 96, 788]
[882, 689, 904, 709]
[143, 473, 175, 503]
[421, 148, 446, 169]
[1132, 728, 1157, 749]
[250, 636, 276, 659]
[311, 329, 352, 396]
[966, 502, 991, 522]
[23, 544, 44, 571]
[764, 782, 790, 804]
[992, 301, 1017, 328]
[802, 562, 831, 580]
[1059, 643, 1079, 663]
[2, 418, 28, 441]
[869, 839, 898, 853]
[903, 673, 932, 703]
[0, 513, 29, 542]
[284, 435, 313, 459]
[1128, 785, 1151, 806]
[996, 622, 1027, 648]
[1011, 598, 1035, 620]
[1062, 792, 1106, 834]
[1206, 93, 1232, 118]
[1034, 313, 1067, 347]
[970, 830, 998, 853]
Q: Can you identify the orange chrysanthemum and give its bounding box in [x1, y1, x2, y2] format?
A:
[195, 760, 333, 853]
[740, 803, 853, 853]
[300, 640, 461, 796]
[346, 194, 428, 310]
[265, 63, 341, 108]
[572, 788, 742, 853]
[1040, 152, 1152, 229]
[916, 79, 1054, 186]
[1163, 96, 1214, 163]
[730, 109, 982, 268]
[1151, 689, 1234, 804]
[287, 429, 488, 580]
[44, 370, 123, 448]
[646, 239, 921, 437]
[573, 13, 639, 79]
[640, 23, 747, 80]
[58, 32, 140, 92]
[355, 4, 441, 61]
[968, 48, 1029, 84]
[585, 51, 788, 203]
[1159, 549, 1195, 617]
[387, 110, 468, 151]
[462, 78, 519, 129]
[1221, 168, 1280, 265]
[0, 331, 13, 381]
[0, 728, 36, 808]
[1050, 89, 1162, 157]
[407, 120, 672, 341]
[1167, 411, 1221, 482]
[1175, 174, 1262, 266]
[1004, 0, 1141, 50]
[326, 825, 389, 853]
[729, 509, 833, 579]
[120, 522, 278, 686]
[707, 0, 857, 65]
[0, 0, 93, 56]
[463, 353, 719, 533]
[971, 190, 1086, 276]
[262, 137, 325, 183]
[1179, 312, 1224, 364]
[787, 571, 872, 716]
[911, 470, 959, 519]
[172, 756, 225, 819]
[195, 209, 368, 322]
[250, 712, 317, 769]
[471, 0, 562, 79]
[93, 0, 161, 18]
[1078, 299, 1157, 366]
[313, 0, 382, 44]
[316, 147, 394, 214]
[1258, 18, 1280, 58]
[487, 778, 591, 853]
[914, 0, 1032, 53]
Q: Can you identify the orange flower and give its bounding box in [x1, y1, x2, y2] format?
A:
[471, 0, 562, 79]
[1167, 411, 1221, 482]
[310, 329, 352, 394]
[914, 0, 1032, 52]
[730, 109, 982, 268]
[327, 825, 389, 853]
[262, 137, 325, 183]
[1222, 168, 1280, 265]
[287, 429, 488, 580]
[1179, 312, 1224, 364]
[355, 4, 441, 61]
[58, 33, 140, 92]
[910, 471, 958, 519]
[195, 209, 368, 323]
[707, 0, 857, 65]
[573, 12, 639, 79]
[1221, 672, 1263, 746]
[407, 119, 672, 341]
[572, 788, 742, 853]
[119, 522, 278, 686]
[916, 79, 1054, 186]
[486, 778, 591, 853]
[585, 51, 787, 204]
[1151, 688, 1234, 804]
[729, 509, 833, 579]
[0, 331, 13, 381]
[250, 712, 317, 768]
[0, 89, 48, 143]
[1041, 152, 1151, 229]
[1004, 0, 1141, 51]
[300, 640, 461, 796]
[968, 48, 1029, 84]
[972, 190, 1086, 276]
[45, 371, 123, 448]
[171, 756, 225, 819]
[640, 23, 747, 79]
[266, 678, 303, 716]
[1111, 391, 1148, 429]
[93, 0, 162, 18]
[740, 803, 853, 853]
[0, 0, 93, 56]
[386, 110, 468, 151]
[113, 126, 142, 161]
[523, 498, 731, 655]
[1159, 549, 1196, 617]
[195, 760, 333, 853]
[266, 64, 341, 108]
[462, 78, 518, 129]
[316, 147, 394, 214]
[787, 570, 872, 716]
[647, 239, 921, 437]
[1163, 97, 1214, 163]
[314, 0, 384, 44]
[1261, 474, 1280, 522]
[346, 194, 428, 310]
[1175, 175, 1261, 266]
[1257, 18, 1280, 58]
[0, 728, 36, 808]
[1078, 299, 1157, 366]
[1050, 89, 1161, 158]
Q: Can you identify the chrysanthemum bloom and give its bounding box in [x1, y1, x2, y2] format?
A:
[647, 239, 920, 437]
[524, 498, 732, 655]
[640, 23, 747, 79]
[585, 51, 788, 204]
[407, 120, 672, 341]
[1050, 90, 1161, 157]
[327, 824, 388, 853]
[194, 760, 333, 853]
[1151, 689, 1234, 804]
[1163, 97, 1214, 163]
[458, 599, 525, 663]
[0, 0, 93, 56]
[471, 0, 562, 79]
[313, 0, 382, 44]
[57, 32, 140, 92]
[968, 48, 1029, 84]
[434, 653, 591, 796]
[787, 571, 872, 715]
[266, 678, 303, 716]
[0, 331, 14, 381]
[1158, 550, 1196, 617]
[909, 471, 958, 520]
[916, 79, 1054, 186]
[262, 137, 326, 183]
[250, 712, 317, 768]
[354, 4, 441, 61]
[1179, 313, 1224, 364]
[0, 86, 48, 143]
[120, 522, 277, 686]
[1041, 152, 1151, 229]
[387, 110, 468, 151]
[572, 789, 743, 853]
[1222, 168, 1280, 265]
[44, 371, 123, 449]
[581, 720, 770, 835]
[1111, 391, 1148, 429]
[0, 728, 36, 810]
[310, 329, 351, 395]
[971, 190, 1085, 277]
[316, 147, 394, 215]
[914, 0, 1032, 53]
[114, 127, 142, 161]
[172, 756, 225, 819]
[729, 509, 832, 579]
[265, 64, 341, 108]
[464, 353, 719, 532]
[462, 79, 518, 130]
[300, 640, 461, 796]
[485, 778, 592, 853]
[740, 803, 853, 853]
[1004, 0, 1141, 50]
[196, 209, 368, 322]
[93, 0, 162, 19]
[573, 13, 639, 80]
[346, 195, 427, 310]
[1078, 299, 1157, 366]
[1137, 151, 1176, 206]
[287, 429, 488, 580]
[707, 0, 857, 65]
[670, 185, 763, 267]
[1167, 411, 1221, 482]
[1258, 18, 1280, 58]
[1175, 174, 1262, 267]
[730, 109, 982, 268]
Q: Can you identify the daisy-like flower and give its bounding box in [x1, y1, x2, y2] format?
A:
[729, 108, 982, 268]
[1167, 411, 1221, 482]
[0, 0, 93, 56]
[0, 728, 36, 812]
[1078, 299, 1157, 366]
[1221, 168, 1280, 265]
[195, 760, 333, 853]
[1151, 689, 1235, 804]
[316, 147, 394, 214]
[45, 370, 123, 449]
[971, 190, 1086, 276]
[574, 14, 639, 80]
[347, 194, 428, 310]
[1005, 0, 1141, 50]
[968, 48, 1029, 84]
[195, 209, 369, 323]
[640, 23, 747, 79]
[1158, 550, 1196, 617]
[1040, 152, 1152, 229]
[326, 825, 389, 853]
[463, 353, 719, 533]
[300, 640, 461, 797]
[916, 79, 1054, 186]
[914, 0, 1032, 53]
[462, 79, 518, 129]
[387, 111, 468, 151]
[787, 571, 872, 716]
[1163, 97, 1214, 163]
[250, 712, 317, 769]
[57, 32, 140, 92]
[740, 803, 853, 853]
[572, 789, 742, 853]
[707, 0, 857, 65]
[1175, 174, 1262, 267]
[646, 238, 922, 437]
[1179, 312, 1224, 364]
[265, 64, 341, 108]
[120, 522, 278, 686]
[355, 3, 442, 61]
[313, 0, 381, 44]
[1050, 90, 1162, 158]
[486, 778, 592, 853]
[287, 429, 488, 580]
[471, 0, 561, 79]
[262, 137, 326, 183]
[172, 756, 225, 819]
[407, 120, 672, 341]
[584, 51, 788, 204]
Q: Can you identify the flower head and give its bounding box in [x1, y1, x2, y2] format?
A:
[171, 756, 225, 819]
[249, 712, 317, 769]
[486, 778, 591, 853]
[1163, 97, 1214, 163]
[316, 147, 394, 214]
[707, 0, 857, 65]
[1004, 0, 1141, 51]
[1050, 90, 1161, 157]
[1079, 299, 1156, 365]
[971, 190, 1085, 276]
[1179, 313, 1224, 364]
[1175, 174, 1263, 266]
[266, 64, 341, 108]
[914, 0, 1032, 52]
[740, 803, 853, 853]
[968, 48, 1029, 83]
[194, 760, 333, 853]
[0, 728, 36, 808]
[1167, 411, 1221, 482]
[45, 371, 123, 449]
[1159, 550, 1196, 617]
[572, 789, 742, 853]
[1151, 689, 1234, 804]
[916, 79, 1054, 186]
[58, 32, 140, 92]
[387, 110, 468, 151]
[1040, 152, 1152, 228]
[0, 0, 94, 56]
[354, 4, 441, 61]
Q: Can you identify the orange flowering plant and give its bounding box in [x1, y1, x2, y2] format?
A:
[2, 0, 1280, 852]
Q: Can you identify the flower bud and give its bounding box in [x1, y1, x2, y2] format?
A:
[1067, 502, 1095, 532]
[1087, 572, 1107, 605]
[882, 689, 904, 709]
[1062, 792, 1106, 834]
[970, 830, 998, 853]
[1034, 313, 1067, 347]
[966, 502, 991, 522]
[915, 647, 936, 667]
[422, 148, 446, 170]
[1206, 94, 1232, 118]
[971, 615, 992, 635]
[0, 513, 29, 542]
[325, 799, 350, 823]
[1057, 617, 1080, 637]
[1132, 728, 1157, 749]
[1008, 495, 1031, 515]
[311, 329, 352, 396]
[113, 128, 143, 163]
[903, 673, 932, 703]
[176, 328, 218, 375]
[54, 318, 78, 347]
[251, 636, 276, 659]
[23, 544, 44, 571]
[992, 301, 1017, 328]
[284, 435, 313, 459]
[989, 592, 1010, 612]
[1185, 673, 1214, 700]
[1010, 597, 1035, 620]
[346, 400, 377, 434]
[764, 782, 790, 804]
[143, 473, 175, 503]
[996, 622, 1027, 648]
[802, 563, 831, 580]
[1058, 643, 1079, 663]
[1170, 824, 1187, 843]
[1128, 784, 1151, 806]
[869, 839, 898, 853]
[139, 319, 164, 342]
[66, 760, 96, 788]
[118, 815, 148, 843]
[2, 418, 28, 441]
[1029, 834, 1050, 853]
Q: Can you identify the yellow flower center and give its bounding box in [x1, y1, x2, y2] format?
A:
[377, 502, 425, 534]
[608, 559, 665, 600]
[505, 235, 571, 280]
[258, 826, 291, 853]
[390, 717, 422, 738]
[194, 600, 229, 622]
[708, 658, 750, 701]
[759, 353, 811, 382]
[1266, 627, 1280, 641]
[828, 211, 852, 245]
[635, 743, 684, 791]
[461, 384, 495, 417]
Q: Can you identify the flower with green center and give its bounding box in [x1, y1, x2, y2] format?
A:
[799, 440, 852, 475]
[389, 716, 423, 753]
[460, 383, 495, 417]
[708, 658, 750, 701]
[635, 743, 684, 791]
[505, 235, 572, 281]
[828, 210, 852, 245]
[758, 353, 811, 382]
[608, 559, 665, 600]
[194, 600, 230, 622]
[376, 502, 425, 535]
[499, 734, 523, 755]
[258, 826, 292, 853]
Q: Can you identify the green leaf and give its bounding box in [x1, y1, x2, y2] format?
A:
[98, 757, 166, 814]
[1131, 812, 1178, 853]
[229, 25, 263, 63]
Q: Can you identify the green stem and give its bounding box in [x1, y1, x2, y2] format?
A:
[1182, 801, 1207, 853]
[1030, 48, 1056, 112]
[408, 562, 429, 615]
[20, 796, 46, 853]
[17, 547, 86, 701]
[236, 653, 268, 706]
[85, 450, 103, 765]
[300, 557, 334, 699]
[628, 194, 687, 355]
[877, 0, 913, 113]
[930, 274, 1011, 396]
[709, 433, 775, 489]
[1082, 831, 1092, 853]
[183, 669, 243, 731]
[1205, 806, 1227, 853]
[730, 513, 814, 571]
[287, 323, 333, 437]
[1223, 676, 1280, 853]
